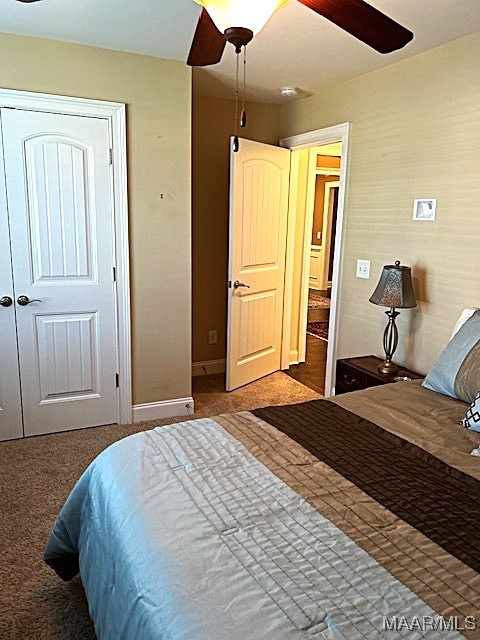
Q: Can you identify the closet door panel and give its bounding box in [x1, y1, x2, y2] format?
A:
[2, 109, 118, 437]
[0, 115, 23, 440]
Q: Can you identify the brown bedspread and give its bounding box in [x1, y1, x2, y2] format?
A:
[252, 399, 480, 574]
[334, 380, 480, 479]
[215, 381, 480, 638]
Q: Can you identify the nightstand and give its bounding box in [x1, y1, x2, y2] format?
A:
[335, 355, 423, 395]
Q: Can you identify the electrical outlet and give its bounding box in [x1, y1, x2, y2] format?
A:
[356, 259, 370, 279]
[208, 330, 218, 345]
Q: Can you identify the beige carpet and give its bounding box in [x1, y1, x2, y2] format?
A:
[0, 372, 319, 640]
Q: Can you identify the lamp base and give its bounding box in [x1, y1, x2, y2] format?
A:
[377, 359, 399, 375]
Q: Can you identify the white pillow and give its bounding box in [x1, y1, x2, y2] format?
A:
[451, 308, 479, 338]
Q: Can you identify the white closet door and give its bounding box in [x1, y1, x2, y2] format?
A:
[0, 128, 23, 440]
[2, 109, 118, 437]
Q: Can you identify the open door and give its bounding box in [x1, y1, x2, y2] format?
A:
[226, 138, 290, 391]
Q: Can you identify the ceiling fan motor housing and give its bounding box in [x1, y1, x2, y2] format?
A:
[224, 27, 254, 53]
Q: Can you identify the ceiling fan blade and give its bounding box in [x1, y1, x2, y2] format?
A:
[187, 9, 227, 67]
[298, 0, 413, 53]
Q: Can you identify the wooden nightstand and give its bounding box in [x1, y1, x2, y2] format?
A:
[335, 355, 423, 395]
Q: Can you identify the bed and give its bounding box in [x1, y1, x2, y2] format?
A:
[44, 376, 480, 640]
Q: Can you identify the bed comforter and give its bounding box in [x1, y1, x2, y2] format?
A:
[44, 381, 480, 639]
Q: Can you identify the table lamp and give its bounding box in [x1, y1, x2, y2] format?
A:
[369, 260, 417, 374]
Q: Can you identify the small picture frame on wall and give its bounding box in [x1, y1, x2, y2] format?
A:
[412, 198, 436, 221]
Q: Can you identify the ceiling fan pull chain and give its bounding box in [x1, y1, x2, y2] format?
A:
[233, 47, 240, 153]
[240, 46, 247, 129]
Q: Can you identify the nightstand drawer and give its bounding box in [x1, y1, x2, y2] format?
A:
[335, 355, 423, 395]
[336, 361, 367, 393]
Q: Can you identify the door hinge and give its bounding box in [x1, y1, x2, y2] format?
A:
[115, 373, 120, 388]
[112, 266, 116, 281]
[227, 280, 232, 288]
[108, 148, 113, 165]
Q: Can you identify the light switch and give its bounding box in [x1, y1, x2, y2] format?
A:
[208, 330, 218, 345]
[356, 259, 370, 279]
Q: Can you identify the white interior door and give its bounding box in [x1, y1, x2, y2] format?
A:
[2, 108, 118, 437]
[0, 135, 23, 440]
[226, 138, 290, 391]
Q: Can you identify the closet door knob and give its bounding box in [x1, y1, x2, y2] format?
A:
[17, 295, 42, 306]
[0, 296, 12, 307]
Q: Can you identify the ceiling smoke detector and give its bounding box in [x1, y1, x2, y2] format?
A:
[280, 86, 299, 98]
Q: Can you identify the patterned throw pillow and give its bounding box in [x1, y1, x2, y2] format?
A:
[460, 392, 480, 433]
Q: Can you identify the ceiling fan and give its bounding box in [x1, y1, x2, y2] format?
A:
[188, 0, 414, 66]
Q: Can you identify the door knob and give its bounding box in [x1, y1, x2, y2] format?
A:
[17, 295, 42, 306]
[0, 296, 13, 307]
[233, 280, 250, 289]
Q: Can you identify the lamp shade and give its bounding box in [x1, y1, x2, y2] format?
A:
[369, 261, 417, 309]
[193, 0, 289, 35]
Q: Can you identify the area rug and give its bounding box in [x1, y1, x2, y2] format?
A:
[308, 290, 330, 310]
[307, 321, 329, 341]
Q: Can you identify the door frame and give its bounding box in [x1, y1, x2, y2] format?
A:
[0, 88, 131, 424]
[300, 164, 341, 354]
[319, 179, 340, 291]
[280, 123, 351, 397]
[306, 176, 340, 293]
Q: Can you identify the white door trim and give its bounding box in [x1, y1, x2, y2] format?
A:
[298, 154, 339, 362]
[0, 88, 131, 424]
[280, 123, 351, 397]
[298, 149, 319, 363]
[280, 150, 298, 370]
[319, 180, 340, 291]
[132, 397, 194, 423]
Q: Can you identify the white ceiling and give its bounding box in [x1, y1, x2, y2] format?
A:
[2, 0, 480, 104]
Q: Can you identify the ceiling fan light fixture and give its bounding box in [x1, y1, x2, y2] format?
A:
[192, 0, 289, 36]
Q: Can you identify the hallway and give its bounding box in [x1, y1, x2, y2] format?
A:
[286, 287, 330, 395]
[286, 333, 328, 395]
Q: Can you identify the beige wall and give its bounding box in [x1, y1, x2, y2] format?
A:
[316, 155, 341, 169]
[281, 32, 480, 375]
[0, 33, 192, 405]
[192, 94, 281, 363]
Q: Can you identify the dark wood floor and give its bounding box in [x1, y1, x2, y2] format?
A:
[286, 334, 328, 395]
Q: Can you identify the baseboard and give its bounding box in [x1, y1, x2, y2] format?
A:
[132, 397, 194, 423]
[192, 359, 226, 377]
[289, 350, 299, 365]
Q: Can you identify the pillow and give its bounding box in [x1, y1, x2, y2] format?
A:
[460, 392, 480, 433]
[422, 310, 480, 403]
[451, 308, 479, 338]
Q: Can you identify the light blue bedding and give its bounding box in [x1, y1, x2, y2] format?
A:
[44, 417, 461, 640]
